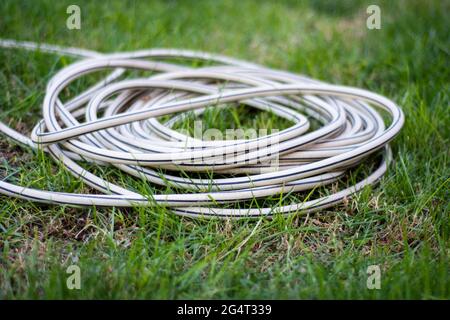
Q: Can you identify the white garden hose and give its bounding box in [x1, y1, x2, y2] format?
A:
[0, 39, 404, 218]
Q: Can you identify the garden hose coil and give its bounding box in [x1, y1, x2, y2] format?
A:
[0, 39, 404, 218]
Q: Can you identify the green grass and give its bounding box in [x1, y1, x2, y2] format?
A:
[0, 0, 448, 299]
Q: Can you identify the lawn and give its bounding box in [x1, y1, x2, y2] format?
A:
[0, 0, 448, 299]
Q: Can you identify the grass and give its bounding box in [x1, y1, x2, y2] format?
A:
[0, 0, 448, 299]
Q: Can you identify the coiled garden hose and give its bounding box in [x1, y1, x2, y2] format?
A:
[0, 39, 404, 218]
